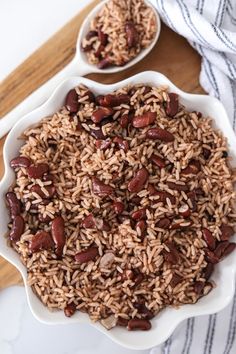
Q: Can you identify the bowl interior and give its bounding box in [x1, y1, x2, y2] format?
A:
[0, 71, 236, 350]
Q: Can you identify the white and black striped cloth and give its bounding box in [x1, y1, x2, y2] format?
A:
[149, 0, 236, 353]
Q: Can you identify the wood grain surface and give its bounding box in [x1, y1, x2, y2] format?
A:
[0, 0, 204, 289]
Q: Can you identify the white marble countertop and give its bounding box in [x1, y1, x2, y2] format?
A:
[0, 286, 150, 354]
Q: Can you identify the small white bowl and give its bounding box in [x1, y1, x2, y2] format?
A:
[76, 0, 161, 75]
[0, 71, 235, 350]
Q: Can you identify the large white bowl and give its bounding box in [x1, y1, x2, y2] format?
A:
[0, 71, 236, 350]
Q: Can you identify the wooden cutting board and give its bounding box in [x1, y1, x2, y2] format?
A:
[0, 0, 204, 289]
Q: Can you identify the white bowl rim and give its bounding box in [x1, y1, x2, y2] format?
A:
[0, 71, 236, 350]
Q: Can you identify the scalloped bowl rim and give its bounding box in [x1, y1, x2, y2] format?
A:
[0, 71, 236, 350]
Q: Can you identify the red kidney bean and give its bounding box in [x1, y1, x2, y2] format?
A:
[82, 214, 110, 231]
[203, 147, 211, 160]
[127, 319, 151, 331]
[90, 126, 106, 140]
[221, 242, 236, 258]
[178, 204, 191, 218]
[27, 163, 49, 179]
[98, 57, 111, 69]
[146, 127, 174, 142]
[131, 208, 146, 221]
[96, 95, 105, 105]
[128, 167, 149, 194]
[76, 122, 83, 131]
[167, 181, 189, 192]
[30, 185, 56, 199]
[113, 201, 125, 215]
[82, 214, 96, 229]
[183, 163, 195, 176]
[95, 218, 111, 232]
[51, 216, 65, 258]
[187, 191, 197, 212]
[9, 215, 25, 242]
[203, 263, 214, 281]
[64, 303, 76, 317]
[91, 107, 114, 124]
[65, 89, 79, 113]
[30, 231, 54, 253]
[83, 90, 95, 103]
[119, 114, 131, 128]
[86, 30, 98, 40]
[214, 241, 229, 258]
[136, 220, 146, 241]
[171, 220, 192, 230]
[113, 136, 129, 152]
[133, 302, 154, 320]
[204, 249, 219, 264]
[38, 213, 52, 223]
[150, 154, 166, 169]
[170, 273, 182, 287]
[164, 242, 179, 264]
[194, 281, 205, 295]
[155, 190, 176, 205]
[182, 159, 201, 175]
[95, 139, 111, 150]
[149, 185, 158, 196]
[42, 174, 54, 182]
[125, 21, 139, 48]
[100, 94, 130, 107]
[165, 93, 179, 117]
[10, 156, 31, 169]
[202, 228, 216, 250]
[94, 44, 104, 58]
[91, 177, 114, 197]
[117, 317, 129, 327]
[132, 112, 156, 128]
[6, 192, 21, 219]
[220, 224, 234, 241]
[96, 219, 111, 232]
[156, 218, 171, 229]
[147, 184, 158, 196]
[133, 271, 145, 286]
[130, 196, 141, 205]
[98, 28, 108, 46]
[75, 246, 99, 263]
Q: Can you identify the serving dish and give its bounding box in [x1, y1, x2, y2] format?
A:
[0, 71, 235, 350]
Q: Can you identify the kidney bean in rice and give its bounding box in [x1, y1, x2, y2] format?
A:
[5, 83, 236, 331]
[81, 0, 157, 69]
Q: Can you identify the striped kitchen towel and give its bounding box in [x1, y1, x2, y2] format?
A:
[149, 0, 236, 353]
